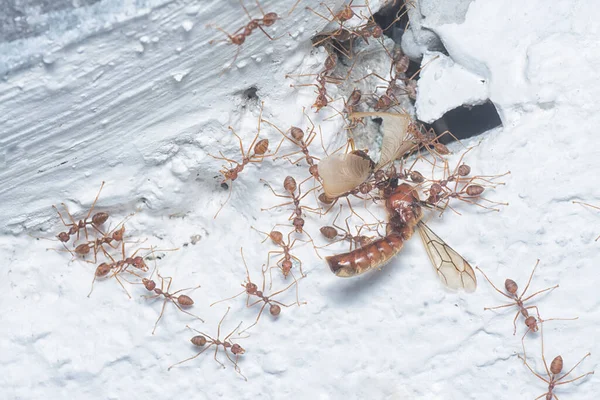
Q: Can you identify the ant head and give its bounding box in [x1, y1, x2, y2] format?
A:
[374, 170, 386, 182]
[410, 171, 424, 183]
[504, 279, 518, 294]
[318, 193, 335, 204]
[429, 183, 443, 196]
[338, 5, 354, 22]
[324, 54, 337, 71]
[281, 260, 292, 276]
[263, 12, 278, 27]
[309, 165, 319, 179]
[224, 169, 239, 181]
[372, 25, 383, 39]
[57, 232, 70, 242]
[231, 343, 245, 355]
[92, 212, 109, 226]
[524, 316, 538, 331]
[550, 356, 563, 375]
[313, 94, 328, 111]
[232, 34, 245, 46]
[177, 295, 194, 306]
[112, 226, 126, 241]
[293, 217, 305, 233]
[269, 231, 283, 245]
[142, 278, 156, 291]
[375, 95, 392, 111]
[466, 185, 485, 197]
[284, 176, 297, 193]
[132, 256, 147, 270]
[269, 304, 281, 316]
[245, 282, 258, 294]
[359, 182, 372, 195]
[254, 139, 269, 156]
[348, 88, 362, 105]
[191, 335, 207, 347]
[289, 126, 304, 141]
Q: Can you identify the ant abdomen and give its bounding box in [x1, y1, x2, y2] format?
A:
[191, 335, 207, 347]
[177, 295, 194, 306]
[269, 304, 281, 316]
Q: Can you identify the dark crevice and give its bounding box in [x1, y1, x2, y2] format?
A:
[423, 101, 503, 144]
[373, 1, 410, 43]
[242, 86, 259, 100]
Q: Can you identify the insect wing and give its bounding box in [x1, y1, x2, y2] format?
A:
[417, 222, 477, 292]
[318, 153, 372, 198]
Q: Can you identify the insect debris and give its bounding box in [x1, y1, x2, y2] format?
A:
[168, 307, 247, 380]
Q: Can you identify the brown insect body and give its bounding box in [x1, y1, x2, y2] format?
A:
[326, 183, 422, 277]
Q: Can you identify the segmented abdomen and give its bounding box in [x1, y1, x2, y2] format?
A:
[326, 231, 407, 277]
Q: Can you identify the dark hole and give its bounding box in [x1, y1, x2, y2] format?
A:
[425, 100, 502, 144]
[242, 86, 258, 100]
[373, 0, 410, 43]
[221, 182, 229, 190]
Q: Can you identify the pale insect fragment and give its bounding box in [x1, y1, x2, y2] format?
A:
[318, 152, 372, 198]
[350, 111, 417, 169]
[417, 222, 477, 292]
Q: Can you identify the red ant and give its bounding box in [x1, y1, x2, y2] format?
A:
[211, 248, 303, 335]
[141, 272, 203, 334]
[260, 176, 322, 237]
[208, 0, 280, 73]
[476, 261, 561, 336]
[168, 307, 247, 380]
[53, 214, 134, 263]
[252, 226, 306, 280]
[319, 204, 382, 251]
[52, 181, 109, 243]
[519, 324, 594, 399]
[261, 109, 321, 180]
[88, 244, 151, 298]
[209, 103, 281, 218]
[424, 148, 510, 214]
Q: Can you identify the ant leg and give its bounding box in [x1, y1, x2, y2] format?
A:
[556, 371, 594, 386]
[210, 289, 246, 307]
[223, 350, 247, 381]
[521, 327, 533, 363]
[214, 180, 233, 219]
[512, 310, 521, 335]
[556, 353, 592, 382]
[114, 274, 132, 299]
[173, 302, 205, 323]
[239, 303, 268, 335]
[474, 267, 514, 300]
[85, 181, 106, 220]
[520, 259, 541, 297]
[521, 285, 559, 302]
[167, 343, 214, 371]
[217, 307, 231, 339]
[224, 321, 243, 341]
[483, 303, 517, 311]
[151, 299, 169, 335]
[52, 204, 74, 229]
[260, 179, 294, 199]
[518, 354, 550, 384]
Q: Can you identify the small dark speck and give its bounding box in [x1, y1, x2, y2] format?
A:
[423, 301, 429, 307]
[455, 304, 458, 307]
[183, 242, 189, 247]
[221, 182, 229, 190]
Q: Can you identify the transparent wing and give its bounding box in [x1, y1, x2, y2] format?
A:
[417, 222, 477, 292]
[350, 111, 417, 169]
